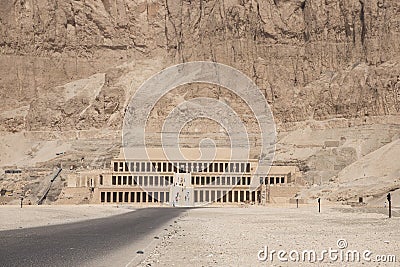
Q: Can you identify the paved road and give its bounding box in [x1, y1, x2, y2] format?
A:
[0, 207, 186, 267]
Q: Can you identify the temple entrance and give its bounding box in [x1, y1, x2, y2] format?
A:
[169, 173, 194, 207]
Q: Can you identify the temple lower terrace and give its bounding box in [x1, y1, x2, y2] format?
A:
[65, 148, 303, 206]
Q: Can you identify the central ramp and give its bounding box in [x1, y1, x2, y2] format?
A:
[170, 173, 194, 207]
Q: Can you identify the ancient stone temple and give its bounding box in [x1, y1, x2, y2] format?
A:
[66, 148, 302, 206]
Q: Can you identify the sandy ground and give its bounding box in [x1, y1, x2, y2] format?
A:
[0, 204, 133, 231]
[139, 204, 400, 266]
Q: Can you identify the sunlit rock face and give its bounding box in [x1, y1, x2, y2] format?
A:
[0, 1, 399, 200]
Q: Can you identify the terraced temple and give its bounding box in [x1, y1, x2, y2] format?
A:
[66, 148, 302, 206]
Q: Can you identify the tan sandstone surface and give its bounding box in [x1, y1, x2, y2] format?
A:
[139, 205, 400, 266]
[0, 204, 132, 231]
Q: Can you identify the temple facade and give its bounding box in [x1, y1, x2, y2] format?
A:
[66, 148, 302, 206]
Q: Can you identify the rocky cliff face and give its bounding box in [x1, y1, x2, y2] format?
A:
[0, 1, 399, 204]
[1, 0, 399, 132]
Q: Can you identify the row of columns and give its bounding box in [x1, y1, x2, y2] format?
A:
[112, 175, 174, 186]
[111, 175, 260, 187]
[192, 176, 252, 186]
[260, 176, 285, 185]
[100, 191, 169, 203]
[194, 190, 256, 203]
[114, 161, 251, 174]
[101, 190, 257, 204]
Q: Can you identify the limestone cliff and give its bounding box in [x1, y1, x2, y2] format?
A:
[0, 1, 399, 200]
[0, 0, 399, 132]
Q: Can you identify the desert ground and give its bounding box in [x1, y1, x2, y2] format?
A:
[139, 204, 400, 266]
[0, 204, 132, 231]
[0, 203, 399, 266]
